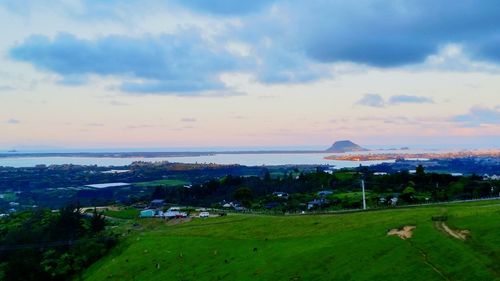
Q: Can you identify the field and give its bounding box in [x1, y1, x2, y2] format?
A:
[103, 208, 140, 220]
[82, 200, 500, 281]
[133, 179, 190, 187]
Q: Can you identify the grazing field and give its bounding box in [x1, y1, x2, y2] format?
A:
[83, 200, 500, 281]
[103, 208, 140, 220]
[133, 179, 190, 187]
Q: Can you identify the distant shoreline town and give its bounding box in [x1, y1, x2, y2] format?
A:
[325, 149, 500, 161]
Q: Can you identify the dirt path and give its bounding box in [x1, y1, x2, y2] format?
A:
[435, 221, 469, 240]
[387, 226, 416, 239]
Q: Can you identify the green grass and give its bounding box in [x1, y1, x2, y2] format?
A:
[0, 192, 17, 201]
[82, 200, 500, 281]
[333, 191, 373, 199]
[103, 208, 140, 220]
[133, 179, 190, 187]
[334, 172, 357, 181]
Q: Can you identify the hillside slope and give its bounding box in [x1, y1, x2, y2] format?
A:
[83, 201, 500, 281]
[326, 140, 368, 153]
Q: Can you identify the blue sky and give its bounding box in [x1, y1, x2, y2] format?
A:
[0, 0, 499, 149]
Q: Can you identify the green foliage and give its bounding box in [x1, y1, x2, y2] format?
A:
[134, 179, 190, 187]
[103, 208, 139, 220]
[401, 186, 417, 203]
[90, 208, 106, 233]
[0, 206, 117, 281]
[82, 200, 500, 281]
[416, 165, 425, 177]
[233, 187, 253, 207]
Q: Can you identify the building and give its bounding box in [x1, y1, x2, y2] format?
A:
[150, 199, 166, 207]
[307, 198, 329, 210]
[140, 209, 155, 218]
[84, 182, 131, 189]
[317, 190, 333, 197]
[273, 192, 290, 199]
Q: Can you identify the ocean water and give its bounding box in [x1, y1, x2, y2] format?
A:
[0, 152, 397, 168]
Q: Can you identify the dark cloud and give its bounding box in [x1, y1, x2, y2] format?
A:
[452, 106, 500, 127]
[8, 0, 500, 93]
[284, 0, 500, 67]
[355, 94, 385, 108]
[175, 0, 500, 67]
[10, 32, 247, 95]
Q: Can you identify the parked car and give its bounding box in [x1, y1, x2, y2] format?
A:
[199, 211, 210, 218]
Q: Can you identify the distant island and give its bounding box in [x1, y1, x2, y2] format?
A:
[326, 140, 368, 153]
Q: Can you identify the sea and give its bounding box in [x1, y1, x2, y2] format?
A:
[0, 148, 444, 168]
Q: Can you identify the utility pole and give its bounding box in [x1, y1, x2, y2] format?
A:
[361, 179, 366, 210]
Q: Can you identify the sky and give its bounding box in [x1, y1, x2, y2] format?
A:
[0, 0, 499, 151]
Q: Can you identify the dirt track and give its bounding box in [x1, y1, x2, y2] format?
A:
[387, 226, 416, 239]
[435, 221, 469, 240]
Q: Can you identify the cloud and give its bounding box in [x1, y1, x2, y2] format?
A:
[173, 0, 274, 15]
[86, 123, 104, 127]
[388, 95, 434, 105]
[356, 94, 434, 107]
[174, 0, 500, 68]
[10, 32, 248, 95]
[355, 94, 385, 108]
[6, 119, 20, 124]
[8, 0, 500, 93]
[283, 1, 500, 67]
[109, 100, 128, 106]
[0, 85, 14, 91]
[180, 117, 196, 122]
[452, 106, 500, 127]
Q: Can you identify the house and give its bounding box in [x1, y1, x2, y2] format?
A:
[167, 207, 181, 212]
[150, 199, 165, 207]
[221, 201, 241, 209]
[273, 192, 289, 199]
[84, 182, 131, 189]
[140, 209, 155, 218]
[317, 190, 333, 197]
[234, 206, 247, 212]
[390, 197, 398, 206]
[307, 198, 329, 210]
[373, 172, 388, 176]
[164, 211, 180, 218]
[483, 174, 500, 180]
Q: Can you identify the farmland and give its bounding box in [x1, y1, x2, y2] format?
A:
[82, 200, 500, 281]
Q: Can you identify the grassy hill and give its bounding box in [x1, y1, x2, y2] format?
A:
[82, 200, 500, 281]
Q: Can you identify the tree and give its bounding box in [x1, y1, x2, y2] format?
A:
[89, 208, 106, 233]
[400, 186, 416, 203]
[233, 187, 253, 208]
[416, 165, 425, 177]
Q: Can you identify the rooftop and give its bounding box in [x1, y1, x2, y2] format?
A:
[84, 182, 130, 189]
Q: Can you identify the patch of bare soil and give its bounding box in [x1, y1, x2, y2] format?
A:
[166, 217, 192, 226]
[387, 226, 416, 239]
[435, 221, 470, 240]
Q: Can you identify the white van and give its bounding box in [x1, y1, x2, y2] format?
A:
[199, 211, 210, 218]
